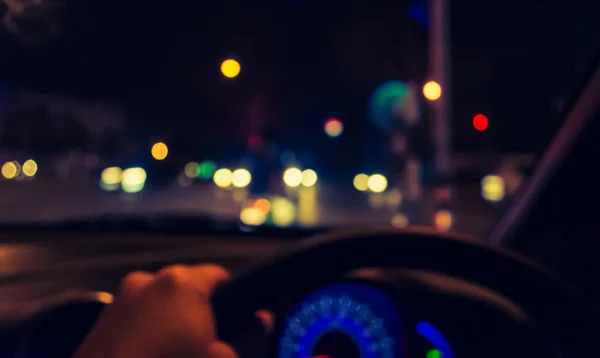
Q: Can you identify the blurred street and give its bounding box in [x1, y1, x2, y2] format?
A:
[0, 178, 501, 238]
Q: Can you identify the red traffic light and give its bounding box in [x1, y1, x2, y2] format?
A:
[473, 114, 488, 131]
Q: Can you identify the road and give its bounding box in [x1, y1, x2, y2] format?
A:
[0, 179, 502, 237]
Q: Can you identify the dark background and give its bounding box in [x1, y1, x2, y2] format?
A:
[0, 0, 598, 170]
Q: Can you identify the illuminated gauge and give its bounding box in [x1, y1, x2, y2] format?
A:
[415, 322, 453, 358]
[278, 283, 404, 358]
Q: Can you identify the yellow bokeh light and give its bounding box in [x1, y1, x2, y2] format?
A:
[221, 59, 241, 78]
[151, 142, 168, 160]
[213, 168, 233, 188]
[301, 169, 318, 187]
[22, 159, 37, 177]
[423, 81, 442, 101]
[283, 167, 303, 188]
[232, 168, 252, 188]
[481, 175, 505, 202]
[122, 167, 147, 186]
[270, 197, 296, 227]
[240, 207, 267, 226]
[353, 173, 369, 191]
[121, 167, 147, 193]
[367, 174, 388, 193]
[1, 161, 17, 179]
[101, 167, 123, 185]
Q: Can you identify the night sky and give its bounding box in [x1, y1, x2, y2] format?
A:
[1, 0, 599, 159]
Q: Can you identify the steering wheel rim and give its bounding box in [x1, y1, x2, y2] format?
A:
[212, 227, 599, 356]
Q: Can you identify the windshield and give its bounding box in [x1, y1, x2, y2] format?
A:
[0, 1, 598, 237]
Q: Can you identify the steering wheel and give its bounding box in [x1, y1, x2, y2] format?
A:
[212, 227, 600, 357]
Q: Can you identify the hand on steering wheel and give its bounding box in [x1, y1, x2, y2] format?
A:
[74, 264, 271, 358]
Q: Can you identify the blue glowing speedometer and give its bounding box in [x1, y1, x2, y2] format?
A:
[278, 283, 404, 358]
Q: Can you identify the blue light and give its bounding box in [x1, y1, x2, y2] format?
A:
[417, 322, 453, 358]
[408, 3, 430, 28]
[278, 284, 403, 358]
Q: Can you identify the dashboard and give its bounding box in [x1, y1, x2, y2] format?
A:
[0, 231, 553, 358]
[272, 272, 544, 358]
[5, 269, 550, 358]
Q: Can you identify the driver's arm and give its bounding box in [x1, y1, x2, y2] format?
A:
[73, 264, 240, 358]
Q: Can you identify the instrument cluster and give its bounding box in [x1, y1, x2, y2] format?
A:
[277, 282, 452, 358]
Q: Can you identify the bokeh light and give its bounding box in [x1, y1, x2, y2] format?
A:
[283, 167, 303, 187]
[473, 114, 489, 131]
[100, 167, 122, 191]
[434, 210, 453, 232]
[231, 168, 252, 188]
[369, 80, 410, 132]
[213, 168, 233, 188]
[368, 192, 385, 208]
[270, 197, 297, 227]
[198, 161, 216, 179]
[251, 198, 271, 214]
[481, 175, 505, 202]
[121, 167, 147, 193]
[391, 213, 409, 228]
[240, 207, 267, 226]
[426, 349, 442, 358]
[423, 81, 442, 101]
[1, 161, 18, 179]
[184, 162, 199, 178]
[22, 159, 37, 177]
[301, 169, 318, 187]
[221, 59, 241, 78]
[324, 118, 343, 137]
[353, 173, 369, 191]
[151, 142, 168, 160]
[385, 188, 403, 208]
[367, 174, 388, 193]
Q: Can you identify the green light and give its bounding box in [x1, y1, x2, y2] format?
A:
[369, 80, 410, 131]
[198, 161, 216, 179]
[426, 349, 442, 358]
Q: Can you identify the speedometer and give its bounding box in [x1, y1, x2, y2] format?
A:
[278, 283, 404, 358]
